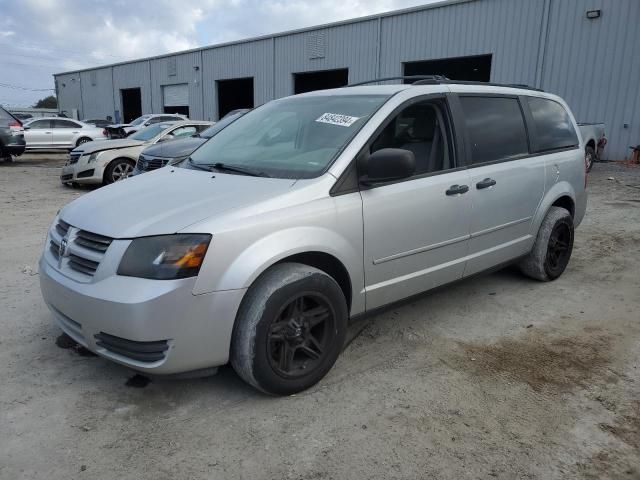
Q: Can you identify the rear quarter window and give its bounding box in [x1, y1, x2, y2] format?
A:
[459, 96, 529, 164]
[526, 97, 578, 152]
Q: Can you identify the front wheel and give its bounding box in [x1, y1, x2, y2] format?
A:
[104, 158, 135, 184]
[519, 206, 574, 281]
[231, 263, 348, 395]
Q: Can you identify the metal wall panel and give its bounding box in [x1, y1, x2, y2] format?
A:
[79, 67, 114, 120]
[541, 0, 640, 159]
[273, 20, 379, 98]
[112, 60, 152, 119]
[201, 39, 273, 120]
[150, 51, 203, 119]
[54, 0, 639, 157]
[379, 0, 545, 85]
[56, 73, 84, 119]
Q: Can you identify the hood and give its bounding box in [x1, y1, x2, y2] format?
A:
[142, 136, 206, 159]
[60, 167, 296, 238]
[74, 138, 144, 154]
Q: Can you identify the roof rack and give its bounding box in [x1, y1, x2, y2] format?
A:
[348, 75, 543, 92]
[348, 75, 449, 86]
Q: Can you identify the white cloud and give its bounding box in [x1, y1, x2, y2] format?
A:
[0, 0, 433, 106]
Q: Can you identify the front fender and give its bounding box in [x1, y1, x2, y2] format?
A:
[194, 226, 364, 313]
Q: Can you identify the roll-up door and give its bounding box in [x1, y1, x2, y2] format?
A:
[163, 84, 189, 107]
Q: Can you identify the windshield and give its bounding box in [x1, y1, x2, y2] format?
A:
[130, 123, 172, 141]
[187, 94, 390, 179]
[201, 111, 246, 139]
[129, 116, 150, 126]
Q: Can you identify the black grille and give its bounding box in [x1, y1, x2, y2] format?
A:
[138, 156, 169, 172]
[68, 254, 99, 275]
[94, 332, 169, 362]
[49, 239, 60, 259]
[74, 230, 112, 253]
[55, 219, 70, 238]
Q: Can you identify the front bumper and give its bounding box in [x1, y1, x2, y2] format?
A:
[39, 255, 246, 374]
[61, 155, 104, 184]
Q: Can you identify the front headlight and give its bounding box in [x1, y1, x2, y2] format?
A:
[117, 234, 211, 280]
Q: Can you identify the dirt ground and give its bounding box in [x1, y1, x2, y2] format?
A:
[1, 153, 639, 480]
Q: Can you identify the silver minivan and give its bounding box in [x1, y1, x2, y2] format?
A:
[39, 80, 587, 395]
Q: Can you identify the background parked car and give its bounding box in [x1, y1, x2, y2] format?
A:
[104, 114, 187, 139]
[82, 118, 113, 128]
[0, 105, 26, 160]
[61, 120, 212, 185]
[23, 117, 107, 150]
[133, 109, 249, 175]
[12, 113, 33, 122]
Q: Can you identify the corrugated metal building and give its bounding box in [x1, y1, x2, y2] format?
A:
[53, 0, 640, 159]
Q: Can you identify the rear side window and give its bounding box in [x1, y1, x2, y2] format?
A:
[0, 107, 11, 120]
[459, 96, 529, 164]
[526, 97, 578, 152]
[53, 119, 81, 128]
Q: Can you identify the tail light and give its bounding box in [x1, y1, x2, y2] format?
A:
[102, 129, 108, 137]
[9, 119, 22, 129]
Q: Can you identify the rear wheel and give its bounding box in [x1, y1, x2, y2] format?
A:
[585, 145, 596, 172]
[76, 137, 91, 147]
[231, 263, 348, 395]
[104, 158, 135, 184]
[519, 206, 574, 281]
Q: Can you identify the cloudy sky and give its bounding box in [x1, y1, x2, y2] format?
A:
[0, 0, 436, 108]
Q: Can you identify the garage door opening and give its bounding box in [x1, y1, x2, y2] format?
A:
[163, 84, 190, 117]
[217, 77, 254, 119]
[293, 68, 349, 94]
[121, 88, 142, 123]
[403, 54, 492, 83]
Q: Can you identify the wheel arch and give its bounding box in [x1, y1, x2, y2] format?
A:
[532, 184, 577, 235]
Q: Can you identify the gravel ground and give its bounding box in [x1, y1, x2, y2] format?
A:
[1, 153, 639, 480]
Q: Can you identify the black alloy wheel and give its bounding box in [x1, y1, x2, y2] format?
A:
[266, 293, 334, 378]
[545, 221, 573, 278]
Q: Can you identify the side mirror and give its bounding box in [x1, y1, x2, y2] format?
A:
[360, 148, 415, 185]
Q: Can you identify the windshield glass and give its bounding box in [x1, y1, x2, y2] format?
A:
[187, 94, 390, 179]
[129, 116, 150, 126]
[130, 123, 171, 141]
[201, 111, 246, 139]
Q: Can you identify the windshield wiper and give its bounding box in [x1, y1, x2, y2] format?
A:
[209, 162, 271, 178]
[187, 157, 211, 171]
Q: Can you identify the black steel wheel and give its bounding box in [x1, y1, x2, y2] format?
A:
[231, 263, 348, 395]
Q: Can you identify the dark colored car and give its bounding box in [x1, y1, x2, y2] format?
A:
[132, 109, 249, 175]
[0, 105, 26, 160]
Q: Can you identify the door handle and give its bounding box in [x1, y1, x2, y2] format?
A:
[45, 131, 52, 134]
[476, 178, 497, 189]
[446, 184, 469, 196]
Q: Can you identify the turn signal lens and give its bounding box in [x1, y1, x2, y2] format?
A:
[117, 234, 211, 280]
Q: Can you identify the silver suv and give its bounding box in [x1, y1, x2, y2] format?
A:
[39, 80, 587, 395]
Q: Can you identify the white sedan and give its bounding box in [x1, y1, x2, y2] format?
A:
[60, 120, 212, 186]
[23, 117, 107, 150]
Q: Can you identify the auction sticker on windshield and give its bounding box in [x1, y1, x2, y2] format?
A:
[315, 112, 360, 127]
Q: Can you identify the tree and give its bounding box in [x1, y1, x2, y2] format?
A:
[33, 96, 57, 109]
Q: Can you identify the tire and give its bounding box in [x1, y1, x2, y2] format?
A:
[76, 137, 91, 147]
[519, 206, 574, 281]
[104, 158, 135, 184]
[230, 262, 348, 395]
[585, 145, 596, 172]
